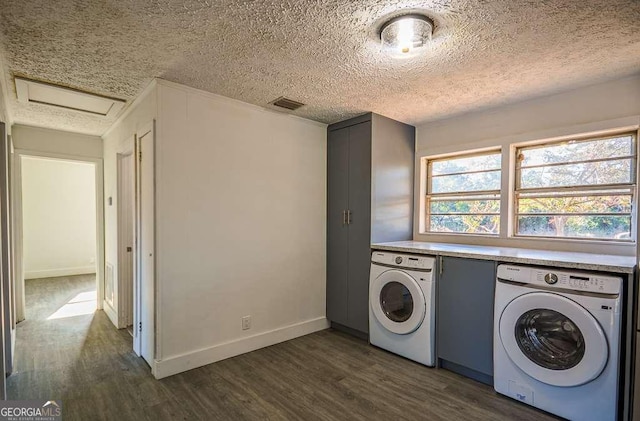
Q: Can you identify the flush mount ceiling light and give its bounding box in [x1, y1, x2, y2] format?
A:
[14, 77, 125, 118]
[379, 14, 434, 56]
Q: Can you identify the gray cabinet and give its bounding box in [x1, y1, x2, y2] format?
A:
[326, 113, 415, 336]
[437, 256, 496, 385]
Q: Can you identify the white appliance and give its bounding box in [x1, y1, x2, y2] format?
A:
[494, 264, 623, 421]
[369, 251, 436, 366]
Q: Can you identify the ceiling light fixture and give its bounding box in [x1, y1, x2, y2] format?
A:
[379, 14, 434, 56]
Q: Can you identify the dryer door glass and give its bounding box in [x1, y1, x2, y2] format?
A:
[515, 308, 585, 370]
[380, 282, 414, 322]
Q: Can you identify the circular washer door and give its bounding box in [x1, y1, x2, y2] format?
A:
[370, 270, 426, 335]
[499, 292, 608, 387]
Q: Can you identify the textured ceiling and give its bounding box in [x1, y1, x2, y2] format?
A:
[0, 0, 639, 135]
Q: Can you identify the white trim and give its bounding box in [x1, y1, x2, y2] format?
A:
[103, 299, 118, 329]
[153, 317, 330, 379]
[155, 79, 327, 129]
[24, 266, 96, 280]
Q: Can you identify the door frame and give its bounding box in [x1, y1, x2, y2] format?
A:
[13, 150, 105, 319]
[132, 121, 156, 369]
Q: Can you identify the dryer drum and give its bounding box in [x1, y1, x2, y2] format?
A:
[515, 308, 586, 370]
[380, 281, 414, 323]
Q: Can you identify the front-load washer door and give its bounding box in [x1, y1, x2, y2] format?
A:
[370, 270, 426, 335]
[499, 292, 608, 387]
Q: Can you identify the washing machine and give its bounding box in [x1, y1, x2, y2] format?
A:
[369, 251, 436, 366]
[494, 264, 623, 421]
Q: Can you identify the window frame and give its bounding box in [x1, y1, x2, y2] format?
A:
[424, 148, 502, 236]
[512, 131, 638, 242]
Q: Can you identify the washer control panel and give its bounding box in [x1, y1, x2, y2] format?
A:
[497, 264, 622, 294]
[372, 252, 435, 270]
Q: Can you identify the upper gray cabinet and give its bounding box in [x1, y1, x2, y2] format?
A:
[326, 113, 415, 335]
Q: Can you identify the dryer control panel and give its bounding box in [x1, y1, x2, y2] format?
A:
[497, 265, 622, 295]
[371, 251, 435, 270]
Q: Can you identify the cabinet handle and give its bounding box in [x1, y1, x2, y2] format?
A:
[347, 209, 352, 225]
[439, 256, 443, 276]
[342, 210, 347, 225]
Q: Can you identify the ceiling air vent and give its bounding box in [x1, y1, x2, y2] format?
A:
[14, 77, 125, 118]
[270, 96, 305, 111]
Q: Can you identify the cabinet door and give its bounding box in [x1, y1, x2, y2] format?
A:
[346, 122, 372, 333]
[326, 127, 350, 325]
[634, 335, 640, 421]
[438, 257, 495, 380]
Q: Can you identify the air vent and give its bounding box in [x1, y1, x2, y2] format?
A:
[270, 96, 305, 111]
[14, 77, 126, 118]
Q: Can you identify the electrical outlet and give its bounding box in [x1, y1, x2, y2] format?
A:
[242, 315, 251, 330]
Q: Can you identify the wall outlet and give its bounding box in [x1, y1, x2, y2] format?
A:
[242, 315, 251, 330]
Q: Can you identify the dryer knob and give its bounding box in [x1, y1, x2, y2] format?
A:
[395, 256, 403, 264]
[544, 273, 558, 285]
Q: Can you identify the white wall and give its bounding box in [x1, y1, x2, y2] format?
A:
[21, 157, 96, 279]
[102, 81, 157, 328]
[414, 74, 640, 255]
[12, 125, 102, 158]
[153, 80, 327, 377]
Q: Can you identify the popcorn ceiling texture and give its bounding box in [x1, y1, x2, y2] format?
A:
[0, 0, 639, 135]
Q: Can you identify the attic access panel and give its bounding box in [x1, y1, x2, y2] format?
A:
[15, 77, 125, 118]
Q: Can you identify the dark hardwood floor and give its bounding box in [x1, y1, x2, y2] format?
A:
[8, 276, 558, 420]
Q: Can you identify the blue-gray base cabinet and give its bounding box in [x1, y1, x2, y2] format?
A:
[437, 256, 496, 385]
[326, 113, 415, 336]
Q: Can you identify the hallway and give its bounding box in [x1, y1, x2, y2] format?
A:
[7, 275, 149, 419]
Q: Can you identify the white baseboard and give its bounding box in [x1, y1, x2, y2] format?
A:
[153, 317, 330, 379]
[25, 266, 96, 280]
[103, 300, 118, 329]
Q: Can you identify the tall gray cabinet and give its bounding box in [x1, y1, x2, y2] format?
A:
[327, 113, 415, 336]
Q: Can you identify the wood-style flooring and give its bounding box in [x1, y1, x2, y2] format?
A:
[8, 276, 558, 420]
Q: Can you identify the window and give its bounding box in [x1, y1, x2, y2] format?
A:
[425, 150, 502, 235]
[515, 133, 636, 241]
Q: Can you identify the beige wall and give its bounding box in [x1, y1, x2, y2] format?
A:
[414, 74, 640, 255]
[21, 156, 96, 279]
[12, 125, 102, 158]
[153, 81, 327, 377]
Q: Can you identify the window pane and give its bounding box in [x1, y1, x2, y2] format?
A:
[431, 199, 500, 214]
[519, 135, 634, 167]
[518, 195, 632, 214]
[430, 215, 499, 235]
[520, 158, 633, 189]
[432, 170, 501, 193]
[517, 215, 631, 240]
[432, 153, 501, 176]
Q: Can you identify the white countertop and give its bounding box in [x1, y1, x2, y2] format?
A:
[371, 241, 637, 274]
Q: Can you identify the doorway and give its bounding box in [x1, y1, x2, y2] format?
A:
[114, 123, 155, 368]
[116, 150, 134, 334]
[20, 156, 98, 320]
